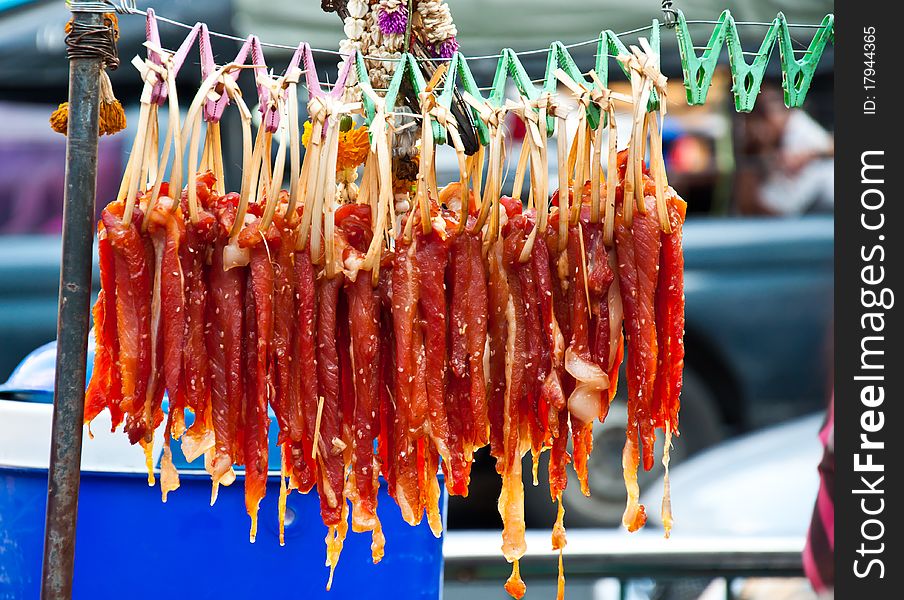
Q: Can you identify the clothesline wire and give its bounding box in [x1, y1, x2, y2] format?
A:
[97, 1, 831, 65]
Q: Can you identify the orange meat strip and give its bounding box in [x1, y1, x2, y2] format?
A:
[101, 204, 153, 446]
[85, 223, 124, 430]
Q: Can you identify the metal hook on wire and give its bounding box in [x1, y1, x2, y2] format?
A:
[661, 0, 678, 29]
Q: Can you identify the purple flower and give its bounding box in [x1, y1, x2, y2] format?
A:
[433, 37, 459, 59]
[378, 5, 408, 36]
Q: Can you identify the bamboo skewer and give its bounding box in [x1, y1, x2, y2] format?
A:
[451, 127, 470, 234]
[320, 115, 342, 276]
[178, 62, 255, 223]
[144, 106, 159, 193]
[122, 100, 152, 225]
[470, 143, 485, 208]
[144, 68, 183, 224]
[619, 40, 670, 233]
[260, 115, 288, 232]
[604, 106, 619, 245]
[416, 95, 435, 236]
[285, 76, 302, 223]
[570, 117, 588, 225]
[590, 121, 603, 224]
[505, 95, 547, 263]
[556, 115, 569, 251]
[511, 134, 530, 204]
[297, 113, 324, 252]
[234, 125, 269, 240]
[461, 92, 505, 243]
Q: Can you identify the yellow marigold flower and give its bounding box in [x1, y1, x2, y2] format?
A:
[301, 120, 313, 148]
[301, 120, 369, 172]
[336, 125, 370, 172]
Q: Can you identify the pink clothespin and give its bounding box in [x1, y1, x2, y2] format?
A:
[200, 26, 254, 123]
[143, 8, 165, 97]
[283, 42, 310, 89]
[293, 43, 355, 136]
[300, 43, 354, 101]
[143, 9, 201, 106]
[248, 36, 282, 133]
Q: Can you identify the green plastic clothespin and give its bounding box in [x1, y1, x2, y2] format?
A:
[489, 48, 541, 108]
[594, 20, 661, 115]
[595, 30, 627, 89]
[674, 9, 730, 105]
[436, 52, 490, 147]
[725, 15, 778, 112]
[543, 41, 601, 132]
[355, 51, 377, 128]
[777, 13, 834, 108]
[384, 52, 446, 142]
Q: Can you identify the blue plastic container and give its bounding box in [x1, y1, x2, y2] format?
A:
[0, 342, 446, 599]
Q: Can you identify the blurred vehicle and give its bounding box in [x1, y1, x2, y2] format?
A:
[640, 412, 823, 537]
[448, 410, 824, 600]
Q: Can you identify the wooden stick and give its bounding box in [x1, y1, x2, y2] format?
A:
[604, 107, 618, 246]
[577, 224, 592, 318]
[298, 116, 325, 255]
[566, 118, 579, 186]
[471, 143, 485, 205]
[160, 70, 185, 212]
[570, 116, 588, 225]
[590, 121, 603, 223]
[647, 113, 671, 234]
[486, 125, 505, 244]
[116, 145, 137, 202]
[447, 125, 470, 234]
[285, 84, 301, 222]
[212, 123, 226, 196]
[312, 395, 325, 461]
[122, 100, 153, 225]
[235, 95, 254, 196]
[261, 118, 288, 231]
[536, 109, 550, 232]
[232, 124, 267, 240]
[185, 113, 203, 223]
[556, 115, 569, 251]
[472, 124, 500, 236]
[634, 105, 651, 215]
[143, 104, 159, 192]
[200, 124, 214, 173]
[417, 102, 434, 236]
[259, 132, 274, 207]
[517, 118, 547, 263]
[511, 136, 530, 203]
[321, 118, 342, 276]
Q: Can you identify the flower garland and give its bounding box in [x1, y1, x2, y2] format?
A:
[415, 0, 458, 58]
[338, 0, 460, 88]
[334, 1, 459, 203]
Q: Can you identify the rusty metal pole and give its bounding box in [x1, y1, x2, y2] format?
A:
[40, 7, 104, 599]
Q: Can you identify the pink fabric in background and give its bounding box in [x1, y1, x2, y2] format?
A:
[0, 101, 123, 235]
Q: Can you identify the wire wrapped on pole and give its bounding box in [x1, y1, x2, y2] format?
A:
[50, 11, 126, 136]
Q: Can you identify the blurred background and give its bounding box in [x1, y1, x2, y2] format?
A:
[0, 1, 833, 598]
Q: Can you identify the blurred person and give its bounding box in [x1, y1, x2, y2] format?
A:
[734, 85, 834, 216]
